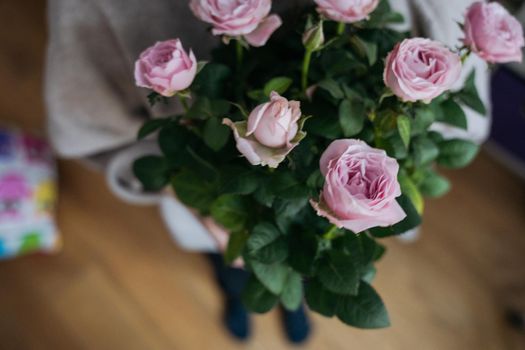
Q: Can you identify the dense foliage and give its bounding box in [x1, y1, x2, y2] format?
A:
[133, 0, 490, 328]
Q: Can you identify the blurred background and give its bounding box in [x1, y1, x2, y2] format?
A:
[0, 0, 525, 349]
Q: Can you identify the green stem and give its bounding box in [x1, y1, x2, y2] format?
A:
[301, 49, 313, 92]
[236, 39, 244, 70]
[322, 225, 340, 240]
[337, 22, 346, 35]
[178, 94, 189, 112]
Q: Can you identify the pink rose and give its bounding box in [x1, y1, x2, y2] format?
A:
[383, 38, 462, 103]
[134, 39, 197, 97]
[314, 0, 379, 23]
[189, 0, 282, 47]
[310, 140, 406, 233]
[463, 1, 524, 64]
[223, 91, 305, 168]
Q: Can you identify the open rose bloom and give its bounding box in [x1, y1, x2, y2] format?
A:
[463, 1, 524, 63]
[223, 92, 305, 168]
[383, 38, 462, 103]
[134, 39, 197, 97]
[314, 0, 380, 23]
[190, 0, 282, 47]
[311, 140, 406, 233]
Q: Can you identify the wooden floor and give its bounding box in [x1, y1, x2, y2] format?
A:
[1, 1, 525, 349]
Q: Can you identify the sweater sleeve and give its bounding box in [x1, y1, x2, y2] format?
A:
[45, 0, 150, 158]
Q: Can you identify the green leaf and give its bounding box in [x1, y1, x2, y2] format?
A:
[305, 113, 343, 139]
[251, 261, 290, 295]
[132, 155, 170, 192]
[367, 0, 404, 27]
[185, 98, 230, 120]
[437, 139, 479, 168]
[456, 70, 486, 115]
[336, 282, 390, 329]
[253, 181, 275, 207]
[318, 79, 345, 99]
[203, 117, 230, 151]
[305, 278, 339, 317]
[412, 136, 439, 167]
[382, 133, 408, 159]
[398, 173, 424, 214]
[361, 265, 377, 284]
[318, 251, 360, 295]
[196, 61, 208, 74]
[137, 118, 169, 140]
[247, 222, 288, 264]
[242, 275, 279, 313]
[369, 194, 422, 238]
[224, 231, 249, 265]
[288, 230, 319, 275]
[219, 166, 260, 195]
[210, 194, 249, 232]
[172, 169, 216, 212]
[247, 89, 266, 101]
[280, 272, 303, 311]
[263, 77, 293, 96]
[419, 170, 451, 198]
[158, 123, 191, 158]
[396, 114, 411, 148]
[439, 99, 468, 129]
[350, 36, 378, 66]
[339, 99, 366, 137]
[412, 106, 435, 136]
[147, 92, 167, 107]
[342, 233, 384, 274]
[192, 63, 231, 98]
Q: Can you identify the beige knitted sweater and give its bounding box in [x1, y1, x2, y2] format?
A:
[45, 0, 489, 158]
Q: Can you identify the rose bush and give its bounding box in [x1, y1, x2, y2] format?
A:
[131, 0, 523, 330]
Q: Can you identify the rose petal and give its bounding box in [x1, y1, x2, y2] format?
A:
[244, 14, 282, 47]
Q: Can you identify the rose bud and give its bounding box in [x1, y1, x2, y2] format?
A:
[463, 1, 524, 64]
[314, 0, 379, 24]
[223, 91, 305, 168]
[190, 0, 282, 47]
[383, 38, 462, 103]
[310, 139, 406, 233]
[303, 21, 325, 52]
[134, 39, 197, 97]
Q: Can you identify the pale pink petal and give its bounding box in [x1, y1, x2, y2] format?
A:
[319, 139, 358, 176]
[244, 14, 282, 47]
[169, 50, 197, 92]
[246, 103, 270, 136]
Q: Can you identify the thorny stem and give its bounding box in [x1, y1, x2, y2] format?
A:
[236, 39, 244, 69]
[322, 225, 341, 240]
[301, 49, 313, 92]
[178, 94, 190, 112]
[337, 22, 346, 35]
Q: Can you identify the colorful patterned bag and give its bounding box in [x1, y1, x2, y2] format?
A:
[0, 129, 60, 259]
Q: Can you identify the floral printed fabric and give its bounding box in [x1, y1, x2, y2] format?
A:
[0, 129, 60, 259]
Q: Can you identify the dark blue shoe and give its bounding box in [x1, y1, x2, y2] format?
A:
[223, 298, 251, 341]
[281, 304, 311, 344]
